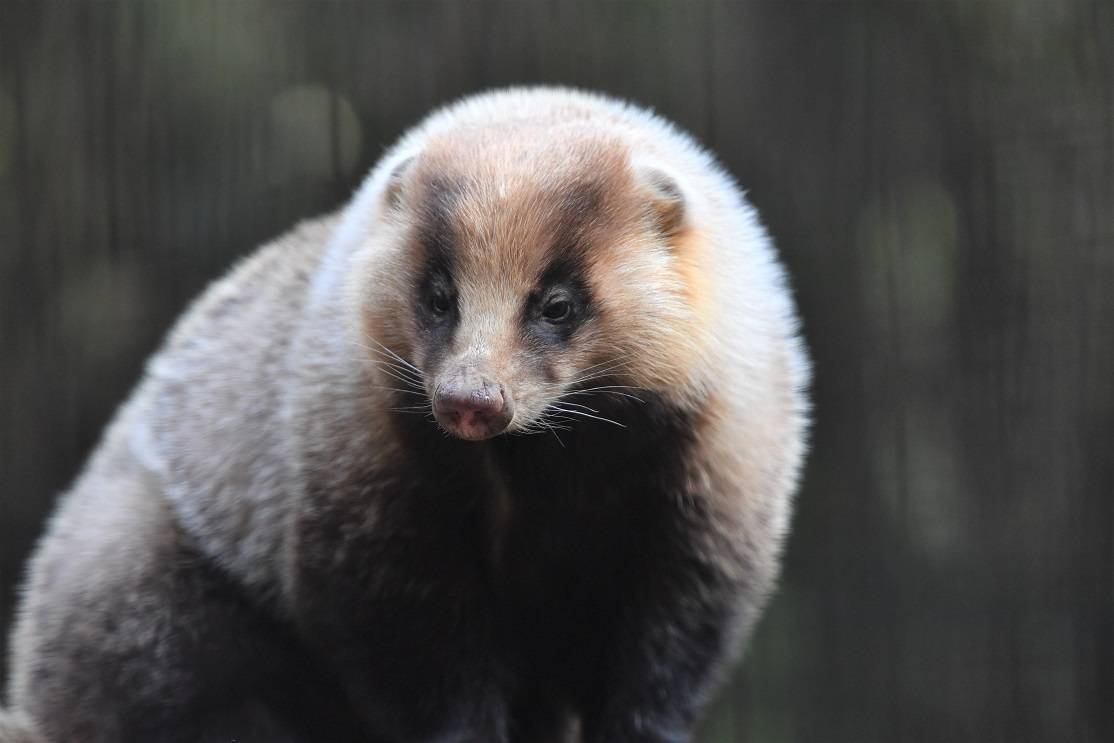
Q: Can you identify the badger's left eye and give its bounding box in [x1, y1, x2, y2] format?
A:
[429, 291, 452, 316]
[541, 298, 573, 323]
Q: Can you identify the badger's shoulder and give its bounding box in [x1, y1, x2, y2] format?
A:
[86, 213, 348, 593]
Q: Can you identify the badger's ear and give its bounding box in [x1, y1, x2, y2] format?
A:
[637, 164, 686, 238]
[383, 155, 416, 211]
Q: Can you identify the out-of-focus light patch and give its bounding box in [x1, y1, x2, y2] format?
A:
[60, 260, 150, 369]
[857, 177, 959, 364]
[267, 86, 363, 186]
[871, 399, 971, 566]
[159, 0, 271, 96]
[968, 0, 1078, 71]
[0, 86, 15, 180]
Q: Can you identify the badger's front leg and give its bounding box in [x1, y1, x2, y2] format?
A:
[580, 504, 763, 743]
[582, 589, 744, 742]
[288, 484, 512, 743]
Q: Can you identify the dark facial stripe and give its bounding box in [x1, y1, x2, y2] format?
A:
[410, 177, 466, 358]
[414, 175, 464, 270]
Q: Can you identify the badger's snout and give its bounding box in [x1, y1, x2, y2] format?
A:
[432, 366, 514, 440]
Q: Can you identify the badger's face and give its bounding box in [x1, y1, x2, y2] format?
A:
[360, 132, 703, 441]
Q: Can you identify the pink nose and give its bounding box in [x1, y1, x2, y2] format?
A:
[433, 370, 513, 440]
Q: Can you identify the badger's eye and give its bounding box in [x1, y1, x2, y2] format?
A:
[429, 291, 452, 316]
[541, 298, 573, 323]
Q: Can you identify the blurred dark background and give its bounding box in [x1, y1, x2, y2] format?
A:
[1, 2, 1111, 741]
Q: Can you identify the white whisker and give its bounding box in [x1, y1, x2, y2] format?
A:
[370, 364, 426, 389]
[367, 356, 425, 382]
[370, 386, 429, 397]
[550, 400, 598, 413]
[570, 385, 646, 400]
[548, 405, 627, 428]
[355, 338, 424, 375]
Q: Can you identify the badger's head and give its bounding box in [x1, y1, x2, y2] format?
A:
[355, 128, 712, 442]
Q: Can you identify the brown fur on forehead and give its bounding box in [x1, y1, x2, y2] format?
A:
[411, 127, 638, 285]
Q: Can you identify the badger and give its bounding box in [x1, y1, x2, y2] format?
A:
[2, 87, 810, 742]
